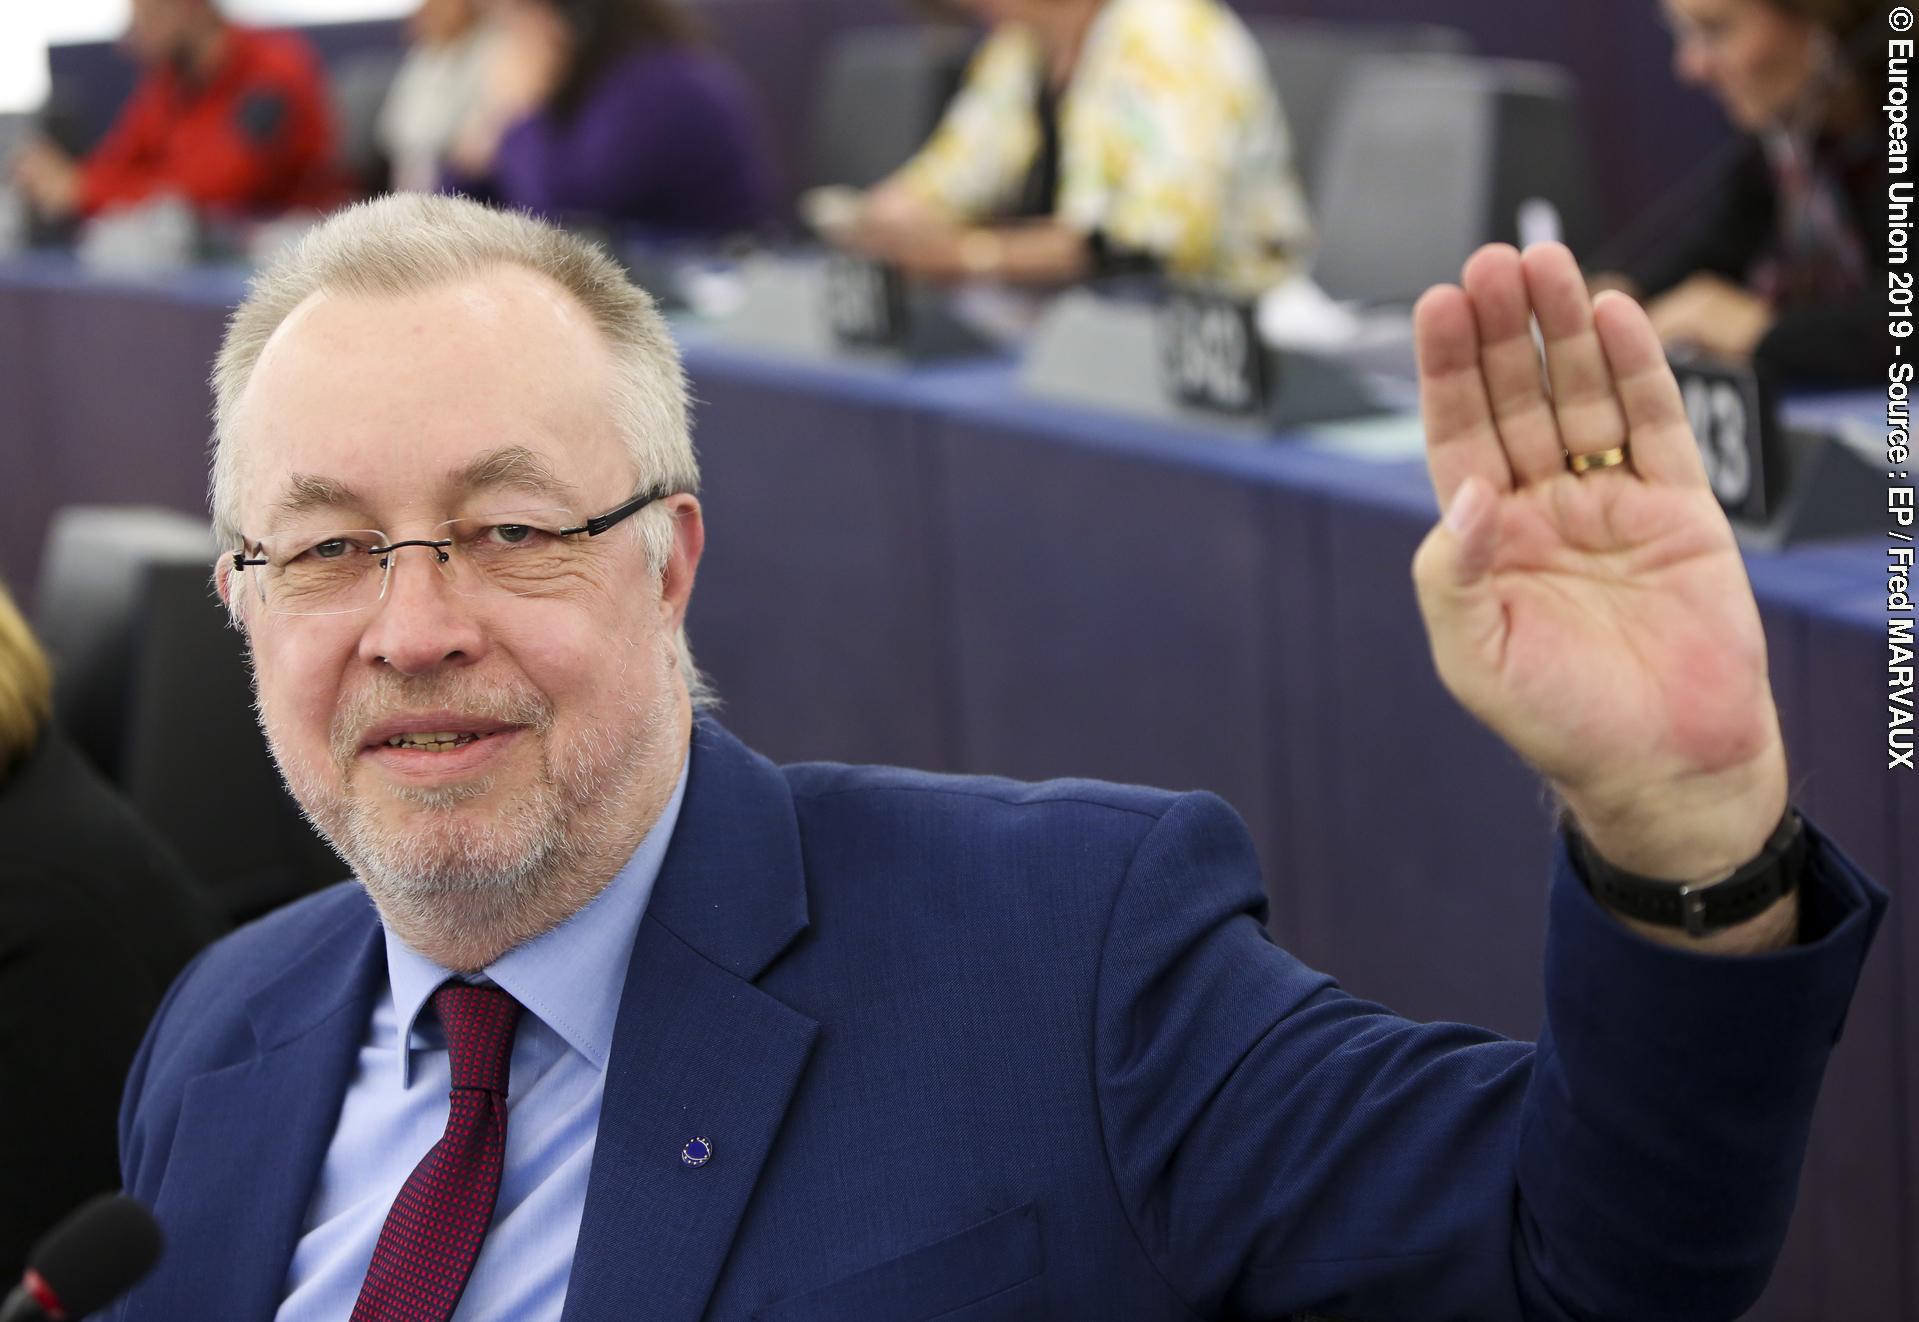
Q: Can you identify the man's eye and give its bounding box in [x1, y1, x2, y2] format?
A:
[309, 539, 351, 560]
[484, 523, 559, 547]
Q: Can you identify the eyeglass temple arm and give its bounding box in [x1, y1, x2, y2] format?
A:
[567, 487, 670, 538]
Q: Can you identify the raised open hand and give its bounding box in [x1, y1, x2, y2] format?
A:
[1412, 242, 1787, 885]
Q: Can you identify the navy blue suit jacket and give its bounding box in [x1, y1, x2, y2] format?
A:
[111, 721, 1884, 1321]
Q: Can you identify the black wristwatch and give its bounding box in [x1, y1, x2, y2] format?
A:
[1571, 810, 1806, 937]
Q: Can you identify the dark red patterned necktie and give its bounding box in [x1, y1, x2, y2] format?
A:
[352, 982, 523, 1322]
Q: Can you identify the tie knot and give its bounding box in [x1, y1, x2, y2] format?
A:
[432, 982, 521, 1095]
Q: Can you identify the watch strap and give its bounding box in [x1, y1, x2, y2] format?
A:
[1573, 810, 1805, 937]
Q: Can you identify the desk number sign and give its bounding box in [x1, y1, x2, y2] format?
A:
[824, 254, 907, 350]
[1670, 352, 1778, 524]
[1158, 289, 1269, 417]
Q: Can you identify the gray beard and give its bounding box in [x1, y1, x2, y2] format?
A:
[256, 647, 680, 963]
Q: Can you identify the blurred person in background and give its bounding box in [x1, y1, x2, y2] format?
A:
[1591, 0, 1886, 384]
[0, 583, 221, 1275]
[443, 0, 776, 236]
[828, 0, 1311, 291]
[8, 0, 342, 225]
[377, 0, 502, 195]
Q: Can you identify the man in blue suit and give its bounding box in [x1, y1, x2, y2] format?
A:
[110, 194, 1882, 1321]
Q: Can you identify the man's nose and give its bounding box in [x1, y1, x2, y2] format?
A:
[355, 544, 488, 674]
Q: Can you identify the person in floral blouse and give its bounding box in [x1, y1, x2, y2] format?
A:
[836, 0, 1312, 293]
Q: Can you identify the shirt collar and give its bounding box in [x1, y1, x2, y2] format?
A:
[384, 751, 689, 1088]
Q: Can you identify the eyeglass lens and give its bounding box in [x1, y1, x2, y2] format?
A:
[254, 510, 591, 616]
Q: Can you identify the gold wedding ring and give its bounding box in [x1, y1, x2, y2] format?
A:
[1567, 445, 1630, 475]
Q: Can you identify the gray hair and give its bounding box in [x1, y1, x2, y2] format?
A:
[210, 193, 713, 707]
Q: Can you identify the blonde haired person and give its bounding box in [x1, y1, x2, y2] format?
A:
[0, 583, 221, 1275]
[840, 0, 1311, 292]
[0, 586, 53, 773]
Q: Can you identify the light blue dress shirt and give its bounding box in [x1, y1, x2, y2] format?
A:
[276, 759, 688, 1322]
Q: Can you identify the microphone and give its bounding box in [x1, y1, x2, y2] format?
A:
[0, 1196, 162, 1322]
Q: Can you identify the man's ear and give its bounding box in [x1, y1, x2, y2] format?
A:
[658, 494, 704, 633]
[214, 555, 245, 631]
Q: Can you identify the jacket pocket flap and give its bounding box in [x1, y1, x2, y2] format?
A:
[753, 1202, 1042, 1321]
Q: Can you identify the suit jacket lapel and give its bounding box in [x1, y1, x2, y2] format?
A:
[562, 720, 817, 1322]
[141, 896, 385, 1320]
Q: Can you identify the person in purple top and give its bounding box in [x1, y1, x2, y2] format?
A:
[443, 0, 776, 236]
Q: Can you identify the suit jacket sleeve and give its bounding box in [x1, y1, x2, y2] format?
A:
[1093, 792, 1885, 1321]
